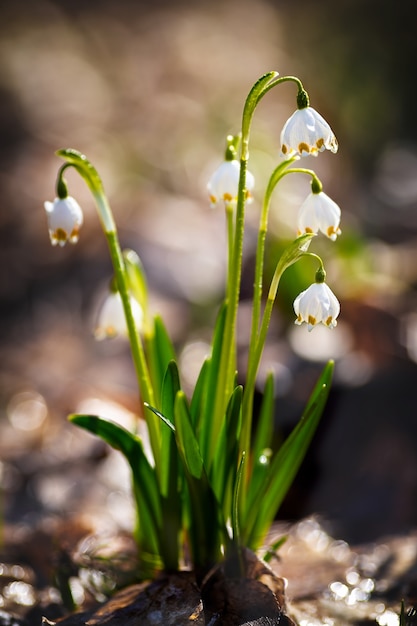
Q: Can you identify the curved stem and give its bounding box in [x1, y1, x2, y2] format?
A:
[55, 150, 160, 470]
[225, 202, 235, 300]
[204, 72, 309, 468]
[254, 75, 305, 108]
[248, 159, 297, 366]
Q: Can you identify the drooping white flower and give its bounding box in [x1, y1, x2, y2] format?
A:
[207, 159, 255, 208]
[94, 291, 144, 340]
[294, 282, 340, 331]
[280, 107, 338, 158]
[44, 196, 84, 246]
[297, 191, 342, 241]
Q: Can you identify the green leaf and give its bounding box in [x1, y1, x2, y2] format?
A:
[211, 385, 243, 508]
[244, 373, 275, 515]
[174, 392, 227, 572]
[155, 361, 183, 569]
[160, 361, 181, 494]
[69, 414, 162, 568]
[174, 391, 204, 480]
[190, 357, 210, 429]
[243, 360, 334, 549]
[123, 249, 149, 314]
[198, 303, 228, 465]
[145, 314, 177, 406]
[252, 372, 275, 461]
[263, 535, 288, 563]
[231, 451, 245, 547]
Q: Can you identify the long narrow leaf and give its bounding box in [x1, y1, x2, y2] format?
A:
[156, 361, 183, 569]
[160, 360, 181, 494]
[199, 303, 227, 466]
[190, 357, 210, 429]
[243, 360, 334, 548]
[145, 314, 176, 406]
[211, 385, 243, 509]
[252, 371, 275, 461]
[69, 414, 162, 568]
[174, 392, 226, 572]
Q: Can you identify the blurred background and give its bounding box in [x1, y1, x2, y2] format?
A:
[1, 0, 417, 554]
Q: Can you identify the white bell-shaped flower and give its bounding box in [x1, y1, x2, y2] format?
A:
[44, 196, 84, 246]
[294, 282, 340, 331]
[94, 291, 144, 340]
[280, 107, 338, 158]
[207, 159, 255, 208]
[297, 191, 341, 241]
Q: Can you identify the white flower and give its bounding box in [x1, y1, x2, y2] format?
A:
[280, 107, 338, 158]
[94, 291, 144, 340]
[44, 196, 84, 246]
[294, 282, 340, 331]
[297, 191, 341, 241]
[207, 159, 255, 208]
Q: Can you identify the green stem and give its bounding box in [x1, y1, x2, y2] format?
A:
[206, 75, 274, 467]
[225, 202, 235, 300]
[205, 72, 306, 467]
[248, 159, 297, 369]
[55, 150, 160, 470]
[254, 75, 305, 109]
[240, 159, 299, 478]
[244, 165, 321, 424]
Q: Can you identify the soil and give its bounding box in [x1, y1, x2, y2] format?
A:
[1, 517, 417, 626]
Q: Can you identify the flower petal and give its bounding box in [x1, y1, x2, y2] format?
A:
[44, 196, 84, 246]
[207, 160, 255, 208]
[95, 292, 144, 340]
[280, 107, 338, 158]
[293, 282, 340, 331]
[297, 191, 341, 241]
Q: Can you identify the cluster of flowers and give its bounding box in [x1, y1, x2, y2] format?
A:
[44, 105, 340, 333]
